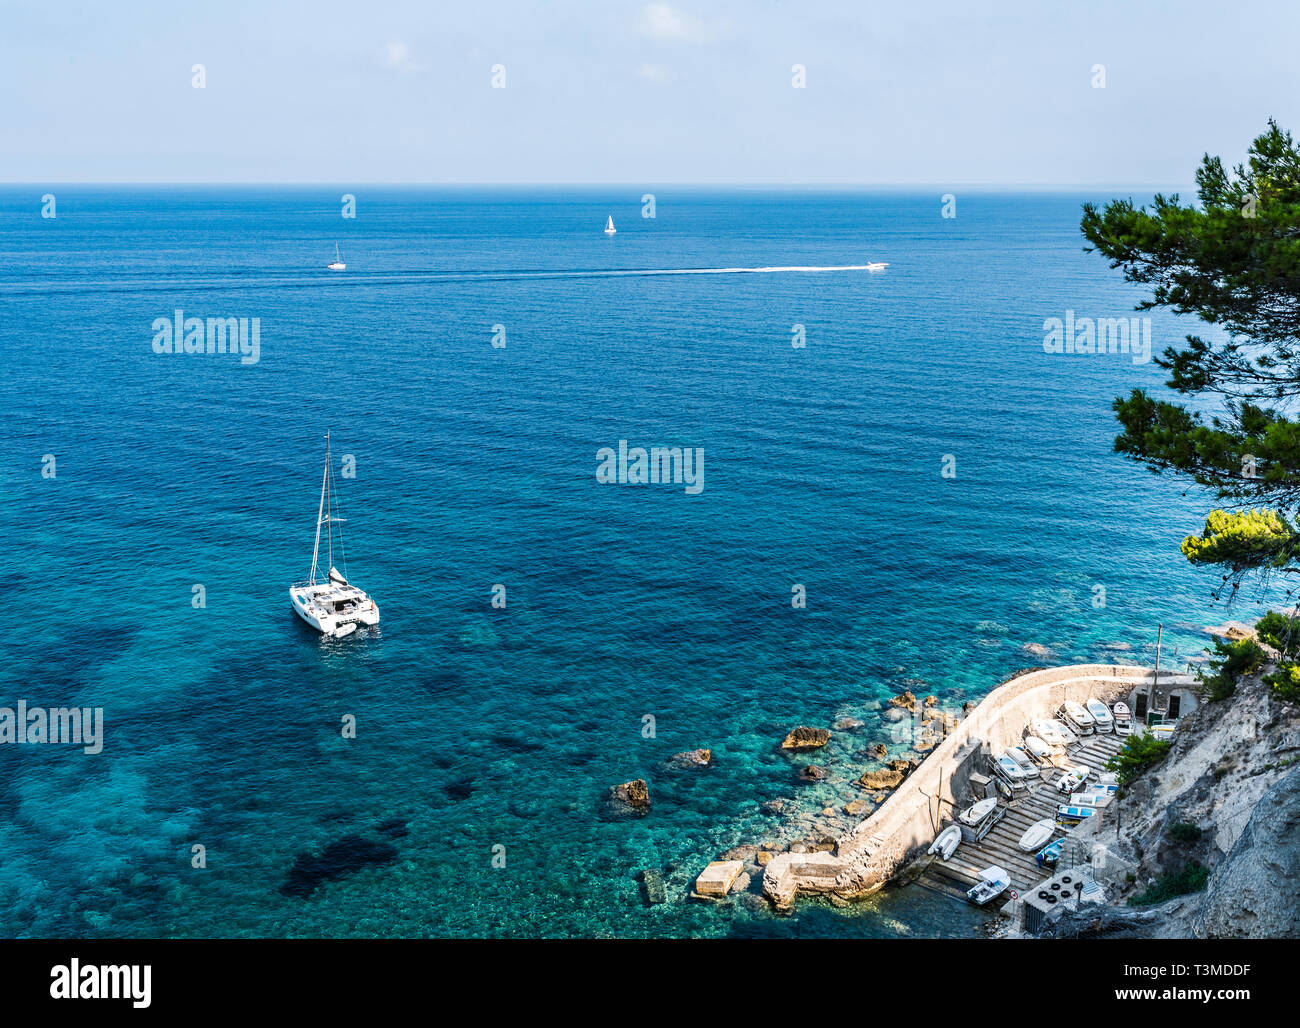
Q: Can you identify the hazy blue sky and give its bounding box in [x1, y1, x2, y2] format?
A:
[3, 0, 1297, 184]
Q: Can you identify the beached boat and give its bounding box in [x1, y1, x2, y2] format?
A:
[327, 243, 346, 271]
[927, 824, 962, 861]
[1036, 836, 1065, 866]
[1086, 699, 1114, 733]
[1055, 764, 1089, 794]
[1018, 818, 1055, 852]
[967, 865, 1011, 906]
[603, 215, 616, 235]
[289, 433, 380, 638]
[1005, 746, 1035, 771]
[1061, 701, 1095, 735]
[959, 797, 997, 826]
[991, 752, 1032, 786]
[1033, 718, 1073, 748]
[1056, 804, 1096, 825]
[1023, 735, 1052, 764]
[1113, 701, 1134, 736]
[1070, 787, 1114, 809]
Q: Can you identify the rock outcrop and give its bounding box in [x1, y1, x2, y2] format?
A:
[1194, 765, 1300, 939]
[781, 726, 831, 751]
[611, 779, 650, 809]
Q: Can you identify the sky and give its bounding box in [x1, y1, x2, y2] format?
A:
[2, 0, 1298, 185]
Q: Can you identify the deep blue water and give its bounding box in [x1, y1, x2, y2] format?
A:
[0, 187, 1269, 938]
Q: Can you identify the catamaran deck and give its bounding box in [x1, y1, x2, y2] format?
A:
[919, 729, 1126, 900]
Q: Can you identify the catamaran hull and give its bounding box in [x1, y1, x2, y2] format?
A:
[290, 590, 380, 635]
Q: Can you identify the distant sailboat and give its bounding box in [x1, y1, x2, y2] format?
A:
[604, 215, 616, 235]
[327, 243, 346, 271]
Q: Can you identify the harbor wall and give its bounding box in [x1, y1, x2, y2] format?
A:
[763, 663, 1186, 906]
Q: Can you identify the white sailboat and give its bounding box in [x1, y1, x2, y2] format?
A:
[603, 215, 616, 235]
[327, 243, 346, 271]
[289, 433, 379, 637]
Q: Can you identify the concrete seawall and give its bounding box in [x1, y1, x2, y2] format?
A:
[763, 663, 1185, 907]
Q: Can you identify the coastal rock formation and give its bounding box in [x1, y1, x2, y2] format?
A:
[636, 868, 667, 905]
[868, 743, 888, 759]
[695, 860, 744, 898]
[857, 769, 904, 790]
[924, 695, 938, 707]
[669, 748, 713, 768]
[799, 765, 828, 782]
[888, 691, 918, 712]
[843, 798, 870, 816]
[611, 779, 650, 809]
[781, 726, 831, 751]
[881, 708, 906, 723]
[1194, 765, 1300, 939]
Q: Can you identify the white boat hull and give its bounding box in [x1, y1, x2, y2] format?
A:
[1018, 819, 1055, 851]
[290, 587, 380, 635]
[927, 825, 962, 861]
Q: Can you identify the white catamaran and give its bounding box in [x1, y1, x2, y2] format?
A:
[289, 433, 379, 637]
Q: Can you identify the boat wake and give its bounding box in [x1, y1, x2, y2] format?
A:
[1, 263, 889, 297]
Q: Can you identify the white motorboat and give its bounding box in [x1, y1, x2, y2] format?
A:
[959, 797, 997, 826]
[1005, 746, 1036, 772]
[991, 752, 1031, 786]
[1033, 718, 1074, 748]
[1023, 736, 1052, 764]
[1018, 818, 1055, 852]
[866, 261, 888, 270]
[1086, 698, 1115, 733]
[1055, 763, 1090, 794]
[1061, 701, 1095, 735]
[927, 824, 962, 861]
[603, 215, 616, 235]
[327, 243, 346, 271]
[1113, 701, 1134, 736]
[967, 865, 1011, 906]
[289, 433, 380, 637]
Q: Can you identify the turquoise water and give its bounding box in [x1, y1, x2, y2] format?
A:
[0, 187, 1268, 937]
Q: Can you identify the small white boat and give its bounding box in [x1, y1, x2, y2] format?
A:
[1071, 786, 1114, 809]
[967, 865, 1011, 906]
[927, 824, 962, 861]
[1018, 818, 1055, 852]
[1055, 764, 1090, 794]
[866, 261, 888, 270]
[603, 215, 616, 235]
[1023, 736, 1052, 764]
[1086, 699, 1114, 733]
[1113, 702, 1134, 736]
[959, 797, 997, 826]
[1005, 746, 1036, 771]
[1061, 701, 1095, 735]
[1033, 718, 1073, 748]
[289, 433, 381, 637]
[991, 752, 1031, 786]
[1056, 804, 1096, 825]
[327, 243, 346, 271]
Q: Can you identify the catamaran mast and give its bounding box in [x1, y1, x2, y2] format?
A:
[310, 433, 329, 583]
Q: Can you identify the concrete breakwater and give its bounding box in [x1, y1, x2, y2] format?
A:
[760, 663, 1171, 908]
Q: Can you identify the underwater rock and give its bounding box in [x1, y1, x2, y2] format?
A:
[781, 726, 831, 751]
[1022, 642, 1055, 658]
[799, 764, 829, 782]
[881, 708, 907, 723]
[868, 743, 888, 759]
[843, 798, 870, 816]
[833, 716, 865, 731]
[280, 834, 399, 898]
[636, 868, 667, 905]
[669, 748, 713, 768]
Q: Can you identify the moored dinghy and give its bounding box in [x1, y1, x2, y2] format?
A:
[967, 865, 1011, 906]
[927, 824, 962, 861]
[1018, 818, 1055, 851]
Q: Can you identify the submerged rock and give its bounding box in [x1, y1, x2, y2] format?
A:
[833, 716, 865, 731]
[868, 743, 888, 759]
[799, 764, 829, 782]
[843, 798, 870, 816]
[781, 726, 831, 751]
[281, 834, 399, 898]
[669, 748, 713, 768]
[1022, 642, 1055, 658]
[636, 868, 667, 905]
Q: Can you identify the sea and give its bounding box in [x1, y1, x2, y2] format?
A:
[0, 186, 1273, 938]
